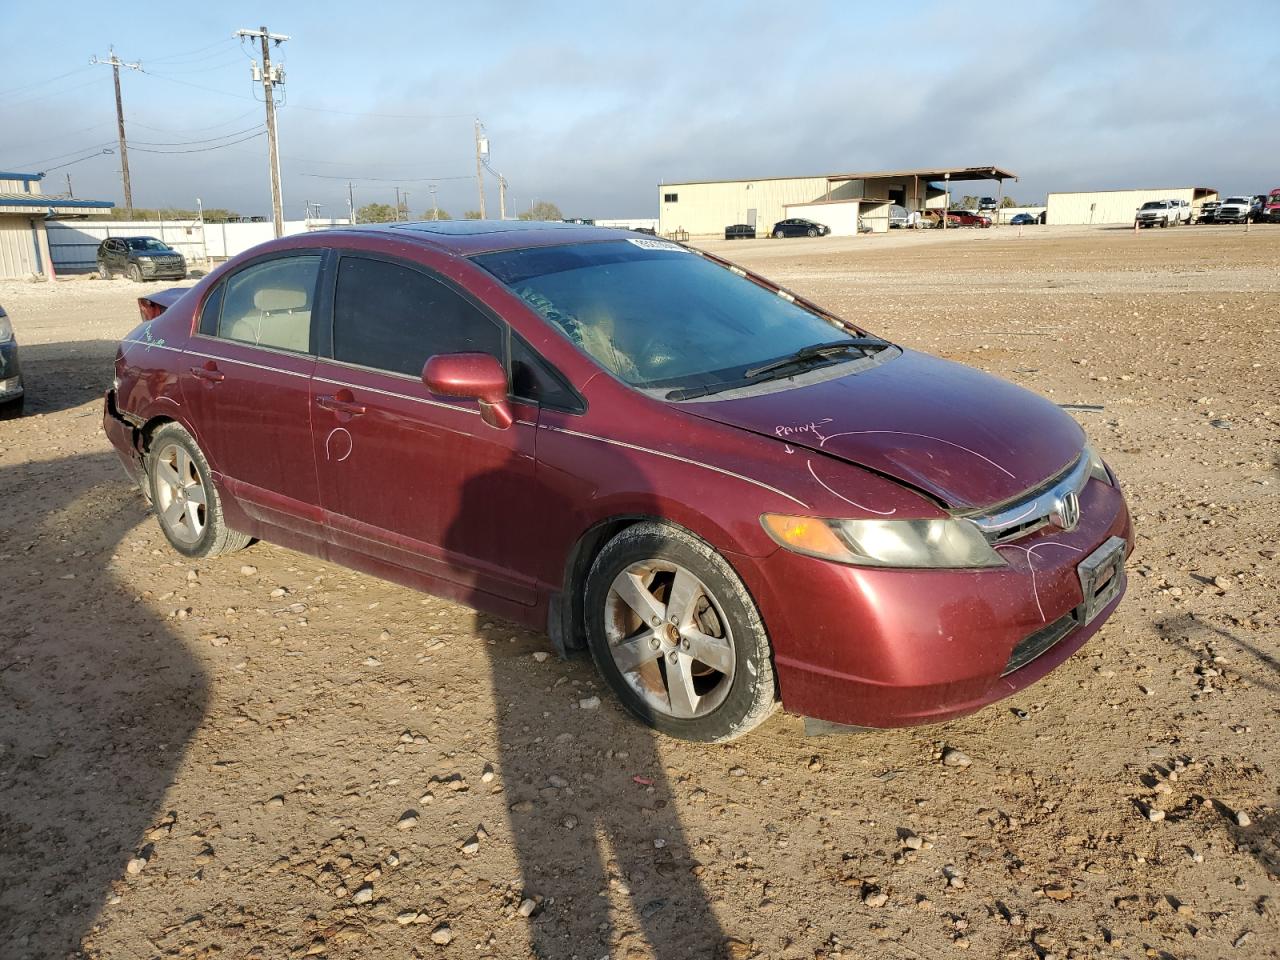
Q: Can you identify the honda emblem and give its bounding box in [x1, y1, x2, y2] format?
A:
[1053, 491, 1081, 531]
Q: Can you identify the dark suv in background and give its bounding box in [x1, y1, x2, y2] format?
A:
[97, 237, 187, 282]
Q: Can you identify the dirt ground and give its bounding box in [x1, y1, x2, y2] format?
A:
[0, 224, 1276, 960]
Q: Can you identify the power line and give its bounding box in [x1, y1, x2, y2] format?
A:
[132, 124, 265, 147]
[127, 107, 262, 136]
[14, 142, 113, 168]
[141, 37, 237, 65]
[131, 130, 267, 155]
[286, 104, 474, 121]
[5, 76, 102, 110]
[0, 65, 95, 98]
[297, 172, 474, 183]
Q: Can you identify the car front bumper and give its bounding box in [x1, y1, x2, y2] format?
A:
[0, 339, 23, 400]
[736, 478, 1134, 728]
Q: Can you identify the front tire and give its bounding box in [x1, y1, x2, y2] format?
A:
[584, 521, 778, 742]
[127, 264, 143, 281]
[147, 423, 251, 558]
[97, 263, 111, 280]
[773, 229, 784, 239]
[806, 228, 818, 237]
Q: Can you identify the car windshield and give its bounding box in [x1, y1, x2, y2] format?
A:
[126, 238, 172, 252]
[473, 239, 867, 391]
[1140, 202, 1166, 210]
[1224, 197, 1249, 205]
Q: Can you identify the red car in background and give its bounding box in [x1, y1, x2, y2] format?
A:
[104, 221, 1131, 741]
[946, 210, 992, 227]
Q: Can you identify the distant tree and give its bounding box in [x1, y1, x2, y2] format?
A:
[462, 210, 483, 219]
[420, 208, 451, 221]
[956, 194, 980, 210]
[357, 202, 399, 223]
[999, 196, 1018, 208]
[518, 201, 564, 221]
[107, 206, 240, 221]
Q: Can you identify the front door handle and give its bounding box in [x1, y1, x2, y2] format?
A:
[316, 389, 366, 416]
[189, 362, 224, 383]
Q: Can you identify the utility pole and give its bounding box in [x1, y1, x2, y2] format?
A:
[395, 186, 401, 221]
[474, 118, 487, 219]
[65, 173, 74, 198]
[498, 175, 507, 221]
[91, 46, 141, 217]
[347, 181, 356, 224]
[428, 184, 438, 220]
[237, 26, 290, 238]
[403, 191, 410, 221]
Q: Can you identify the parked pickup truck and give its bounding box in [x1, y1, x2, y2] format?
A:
[1134, 199, 1190, 228]
[1195, 201, 1220, 224]
[1215, 196, 1253, 224]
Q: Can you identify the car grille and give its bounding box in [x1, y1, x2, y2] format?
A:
[1002, 612, 1076, 675]
[965, 453, 1089, 543]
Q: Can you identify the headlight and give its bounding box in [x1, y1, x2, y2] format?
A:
[1086, 446, 1113, 486]
[762, 514, 1006, 569]
[0, 312, 12, 341]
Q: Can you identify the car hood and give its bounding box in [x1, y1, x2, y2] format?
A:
[683, 349, 1085, 510]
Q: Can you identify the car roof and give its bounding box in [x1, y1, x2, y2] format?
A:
[303, 219, 643, 257]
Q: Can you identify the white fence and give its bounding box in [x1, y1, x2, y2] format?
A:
[47, 218, 349, 273]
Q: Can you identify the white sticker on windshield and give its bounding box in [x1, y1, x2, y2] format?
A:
[627, 238, 691, 253]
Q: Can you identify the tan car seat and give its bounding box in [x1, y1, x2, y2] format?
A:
[225, 287, 311, 352]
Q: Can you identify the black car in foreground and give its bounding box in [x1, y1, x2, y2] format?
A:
[96, 236, 187, 281]
[770, 217, 829, 238]
[724, 223, 757, 239]
[0, 303, 24, 417]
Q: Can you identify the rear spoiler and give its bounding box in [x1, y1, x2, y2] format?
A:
[137, 287, 188, 322]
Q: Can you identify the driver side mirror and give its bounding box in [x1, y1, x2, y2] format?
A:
[422, 352, 514, 430]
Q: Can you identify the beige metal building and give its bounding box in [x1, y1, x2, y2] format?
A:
[1046, 187, 1218, 225]
[657, 166, 1016, 238]
[0, 171, 113, 279]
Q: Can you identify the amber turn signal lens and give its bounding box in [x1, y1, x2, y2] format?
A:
[761, 513, 851, 562]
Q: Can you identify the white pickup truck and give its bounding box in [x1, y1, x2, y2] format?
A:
[1134, 199, 1191, 228]
[1215, 196, 1252, 224]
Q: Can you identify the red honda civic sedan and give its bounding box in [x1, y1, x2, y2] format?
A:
[104, 221, 1132, 741]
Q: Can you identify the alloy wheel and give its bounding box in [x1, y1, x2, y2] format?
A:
[153, 442, 207, 545]
[603, 559, 735, 719]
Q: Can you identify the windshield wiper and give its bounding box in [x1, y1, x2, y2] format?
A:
[664, 337, 891, 401]
[741, 338, 889, 380]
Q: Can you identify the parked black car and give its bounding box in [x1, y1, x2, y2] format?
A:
[724, 223, 757, 239]
[0, 303, 24, 417]
[96, 237, 187, 282]
[770, 218, 829, 238]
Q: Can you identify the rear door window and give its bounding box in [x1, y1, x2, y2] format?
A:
[216, 255, 322, 353]
[329, 255, 503, 378]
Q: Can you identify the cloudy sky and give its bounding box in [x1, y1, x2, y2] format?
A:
[4, 0, 1277, 219]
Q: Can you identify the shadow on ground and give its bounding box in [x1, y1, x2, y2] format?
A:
[0, 451, 208, 958]
[15, 339, 121, 417]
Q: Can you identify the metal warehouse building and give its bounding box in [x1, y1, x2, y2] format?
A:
[657, 165, 1016, 238]
[1046, 187, 1218, 225]
[0, 171, 113, 279]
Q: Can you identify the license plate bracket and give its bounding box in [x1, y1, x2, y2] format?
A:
[1076, 535, 1127, 625]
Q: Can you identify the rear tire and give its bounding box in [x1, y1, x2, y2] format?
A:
[147, 422, 251, 559]
[584, 521, 778, 742]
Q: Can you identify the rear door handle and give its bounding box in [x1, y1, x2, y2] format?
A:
[316, 392, 366, 416]
[189, 363, 224, 383]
